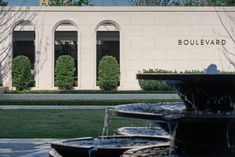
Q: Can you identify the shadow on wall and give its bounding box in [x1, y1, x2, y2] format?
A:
[0, 61, 2, 86]
[215, 9, 235, 70]
[0, 5, 41, 88]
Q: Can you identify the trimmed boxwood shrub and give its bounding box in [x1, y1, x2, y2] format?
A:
[12, 55, 33, 90]
[55, 55, 75, 90]
[138, 69, 173, 91]
[98, 56, 120, 90]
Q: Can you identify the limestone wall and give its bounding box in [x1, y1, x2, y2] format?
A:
[0, 7, 234, 90]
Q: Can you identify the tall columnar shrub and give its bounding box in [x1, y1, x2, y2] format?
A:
[55, 55, 75, 90]
[138, 69, 172, 91]
[98, 56, 120, 90]
[12, 55, 33, 90]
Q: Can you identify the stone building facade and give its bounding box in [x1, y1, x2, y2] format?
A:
[0, 7, 235, 90]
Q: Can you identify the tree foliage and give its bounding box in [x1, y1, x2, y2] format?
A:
[129, 0, 173, 6]
[128, 0, 235, 6]
[0, 0, 8, 6]
[208, 0, 235, 6]
[49, 0, 92, 6]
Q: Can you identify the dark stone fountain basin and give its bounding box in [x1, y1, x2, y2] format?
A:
[109, 102, 185, 121]
[111, 102, 235, 155]
[122, 144, 171, 157]
[137, 73, 235, 112]
[110, 102, 235, 122]
[135, 73, 235, 156]
[51, 136, 169, 157]
[122, 144, 235, 157]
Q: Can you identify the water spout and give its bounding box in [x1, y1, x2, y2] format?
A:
[167, 122, 178, 154]
[226, 123, 233, 149]
[102, 108, 110, 139]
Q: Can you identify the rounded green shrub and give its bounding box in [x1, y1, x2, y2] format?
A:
[98, 56, 120, 90]
[55, 55, 75, 90]
[12, 55, 33, 90]
[138, 69, 172, 91]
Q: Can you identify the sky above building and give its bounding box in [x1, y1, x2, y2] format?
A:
[8, 0, 130, 6]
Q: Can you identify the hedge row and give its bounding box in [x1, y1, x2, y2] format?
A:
[6, 90, 174, 94]
[138, 69, 206, 91]
[138, 69, 173, 91]
[0, 99, 180, 106]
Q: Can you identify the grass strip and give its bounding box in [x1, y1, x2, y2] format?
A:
[6, 89, 174, 94]
[0, 99, 180, 106]
[0, 109, 146, 138]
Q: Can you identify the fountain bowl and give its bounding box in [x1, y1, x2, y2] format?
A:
[109, 102, 185, 121]
[50, 136, 170, 157]
[111, 102, 235, 155]
[137, 73, 235, 112]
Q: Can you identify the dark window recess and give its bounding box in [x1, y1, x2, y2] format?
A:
[13, 31, 35, 70]
[54, 31, 78, 86]
[96, 31, 120, 81]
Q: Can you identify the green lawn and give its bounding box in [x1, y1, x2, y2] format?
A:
[0, 109, 146, 138]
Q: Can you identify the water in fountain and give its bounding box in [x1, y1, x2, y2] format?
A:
[101, 108, 110, 139]
[116, 126, 169, 137]
[65, 137, 167, 148]
[88, 139, 99, 157]
[51, 105, 170, 157]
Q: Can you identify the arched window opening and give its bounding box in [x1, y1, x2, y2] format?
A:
[96, 22, 120, 82]
[13, 21, 35, 86]
[54, 22, 78, 86]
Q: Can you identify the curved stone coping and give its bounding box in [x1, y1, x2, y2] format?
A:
[4, 6, 235, 12]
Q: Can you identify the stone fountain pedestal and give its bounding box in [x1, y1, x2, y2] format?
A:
[135, 73, 235, 156]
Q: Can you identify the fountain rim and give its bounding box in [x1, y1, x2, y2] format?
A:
[136, 73, 235, 81]
[116, 127, 171, 139]
[110, 103, 235, 122]
[109, 107, 166, 121]
[51, 136, 170, 150]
